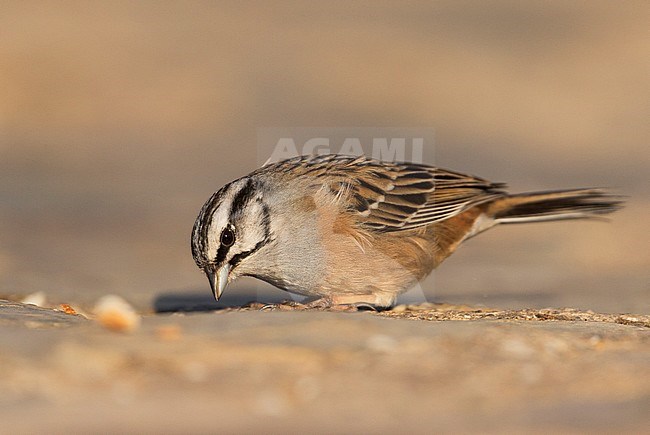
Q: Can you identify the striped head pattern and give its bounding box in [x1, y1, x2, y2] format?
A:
[191, 177, 272, 299]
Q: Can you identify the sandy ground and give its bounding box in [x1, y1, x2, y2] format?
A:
[1, 300, 648, 433]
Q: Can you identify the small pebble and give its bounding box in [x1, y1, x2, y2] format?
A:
[21, 291, 46, 307]
[58, 304, 77, 315]
[93, 295, 141, 333]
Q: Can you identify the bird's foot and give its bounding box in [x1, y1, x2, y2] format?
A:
[256, 299, 334, 311]
[251, 299, 379, 312]
[257, 300, 303, 311]
[298, 298, 379, 312]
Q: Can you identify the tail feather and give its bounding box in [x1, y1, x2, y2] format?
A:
[487, 189, 625, 224]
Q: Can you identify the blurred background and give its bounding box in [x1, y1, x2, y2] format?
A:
[1, 0, 648, 313]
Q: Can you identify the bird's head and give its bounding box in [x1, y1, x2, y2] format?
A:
[191, 177, 272, 300]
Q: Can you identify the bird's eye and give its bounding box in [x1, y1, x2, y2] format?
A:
[220, 227, 235, 247]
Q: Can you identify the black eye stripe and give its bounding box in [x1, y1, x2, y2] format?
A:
[229, 201, 272, 269]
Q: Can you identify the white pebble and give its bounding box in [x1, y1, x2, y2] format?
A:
[93, 295, 141, 332]
[21, 291, 46, 307]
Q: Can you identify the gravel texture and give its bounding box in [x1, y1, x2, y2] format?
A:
[1, 300, 648, 433]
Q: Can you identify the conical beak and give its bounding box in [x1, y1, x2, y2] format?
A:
[205, 264, 230, 301]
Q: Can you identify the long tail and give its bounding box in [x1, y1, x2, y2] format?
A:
[487, 188, 624, 224]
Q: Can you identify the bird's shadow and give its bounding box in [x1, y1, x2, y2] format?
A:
[152, 288, 302, 313]
[153, 288, 559, 313]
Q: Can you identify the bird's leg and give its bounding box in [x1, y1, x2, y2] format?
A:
[302, 295, 391, 311]
[300, 297, 378, 311]
[328, 293, 395, 311]
[257, 297, 337, 311]
[257, 297, 362, 312]
[256, 294, 394, 312]
[258, 300, 303, 311]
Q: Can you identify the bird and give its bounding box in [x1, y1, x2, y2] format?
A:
[191, 154, 623, 309]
